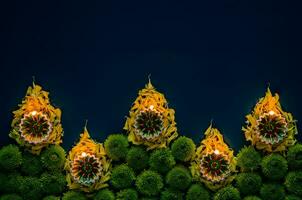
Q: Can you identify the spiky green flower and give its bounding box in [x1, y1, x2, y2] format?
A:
[236, 173, 262, 196]
[94, 189, 115, 200]
[149, 148, 175, 174]
[285, 171, 302, 197]
[19, 176, 43, 200]
[116, 188, 138, 200]
[243, 196, 262, 200]
[160, 188, 183, 200]
[171, 136, 196, 162]
[136, 170, 163, 196]
[261, 154, 288, 180]
[62, 191, 87, 200]
[5, 173, 23, 194]
[141, 197, 157, 200]
[186, 184, 210, 200]
[214, 186, 240, 200]
[237, 146, 261, 171]
[0, 145, 22, 171]
[285, 195, 302, 200]
[21, 152, 43, 176]
[42, 196, 61, 200]
[104, 134, 129, 161]
[110, 164, 135, 189]
[40, 145, 66, 171]
[260, 184, 285, 200]
[40, 172, 66, 195]
[287, 143, 302, 170]
[0, 194, 23, 200]
[126, 146, 149, 171]
[166, 166, 192, 191]
[0, 173, 8, 193]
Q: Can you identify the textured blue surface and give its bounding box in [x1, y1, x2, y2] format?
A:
[0, 1, 301, 152]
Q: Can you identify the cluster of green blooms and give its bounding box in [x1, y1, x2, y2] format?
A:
[234, 143, 302, 200]
[1, 132, 302, 199]
[0, 144, 66, 200]
[104, 135, 199, 200]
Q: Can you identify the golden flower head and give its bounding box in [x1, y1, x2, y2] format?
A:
[9, 83, 63, 154]
[242, 88, 298, 152]
[124, 79, 178, 150]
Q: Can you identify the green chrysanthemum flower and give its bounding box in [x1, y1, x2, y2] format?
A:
[160, 188, 183, 200]
[287, 143, 302, 170]
[62, 191, 87, 200]
[0, 173, 8, 193]
[285, 171, 302, 197]
[126, 146, 149, 171]
[40, 145, 66, 171]
[235, 173, 262, 196]
[141, 197, 157, 200]
[0, 194, 23, 200]
[149, 148, 175, 174]
[243, 196, 262, 200]
[40, 172, 66, 195]
[186, 184, 210, 200]
[21, 152, 43, 176]
[237, 146, 261, 171]
[214, 186, 240, 200]
[285, 195, 302, 200]
[166, 166, 192, 191]
[171, 136, 196, 162]
[42, 196, 61, 200]
[0, 145, 22, 171]
[19, 176, 43, 200]
[104, 134, 129, 161]
[110, 164, 135, 189]
[116, 188, 138, 200]
[5, 173, 24, 194]
[260, 184, 285, 200]
[94, 188, 115, 200]
[136, 170, 163, 196]
[261, 154, 288, 180]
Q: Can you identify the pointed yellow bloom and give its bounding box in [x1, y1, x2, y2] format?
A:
[65, 127, 111, 193]
[124, 80, 178, 150]
[242, 88, 297, 152]
[9, 83, 63, 154]
[190, 124, 236, 191]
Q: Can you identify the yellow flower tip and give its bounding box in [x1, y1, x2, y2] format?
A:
[146, 81, 154, 90]
[266, 85, 272, 94]
[145, 74, 155, 90]
[80, 127, 91, 141]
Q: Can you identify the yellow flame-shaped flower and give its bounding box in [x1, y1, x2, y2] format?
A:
[65, 127, 111, 193]
[9, 83, 63, 155]
[242, 88, 297, 152]
[124, 80, 178, 150]
[190, 124, 236, 191]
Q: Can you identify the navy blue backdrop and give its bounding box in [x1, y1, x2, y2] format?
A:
[0, 1, 301, 152]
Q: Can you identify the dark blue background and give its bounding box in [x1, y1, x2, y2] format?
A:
[1, 1, 301, 152]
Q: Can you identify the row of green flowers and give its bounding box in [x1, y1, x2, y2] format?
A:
[1, 133, 302, 200]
